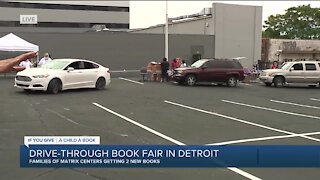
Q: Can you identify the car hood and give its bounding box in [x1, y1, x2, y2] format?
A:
[17, 68, 59, 76]
[175, 67, 196, 71]
[262, 69, 285, 73]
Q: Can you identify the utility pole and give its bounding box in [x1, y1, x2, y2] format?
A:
[165, 0, 169, 60]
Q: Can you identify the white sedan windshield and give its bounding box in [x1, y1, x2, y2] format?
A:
[41, 60, 69, 70]
[191, 60, 208, 68]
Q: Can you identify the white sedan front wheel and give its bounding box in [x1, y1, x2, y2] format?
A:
[47, 79, 62, 94]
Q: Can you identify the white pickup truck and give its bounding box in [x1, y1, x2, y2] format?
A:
[259, 61, 320, 87]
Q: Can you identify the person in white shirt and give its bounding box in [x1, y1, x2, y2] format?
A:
[38, 53, 52, 67]
[19, 59, 33, 69]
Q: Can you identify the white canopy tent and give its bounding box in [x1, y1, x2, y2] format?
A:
[0, 33, 39, 52]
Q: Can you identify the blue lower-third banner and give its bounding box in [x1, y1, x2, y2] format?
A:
[20, 145, 320, 168]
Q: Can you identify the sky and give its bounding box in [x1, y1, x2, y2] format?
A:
[8, 1, 320, 29]
[130, 1, 320, 29]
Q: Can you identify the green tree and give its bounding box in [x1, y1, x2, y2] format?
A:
[263, 4, 320, 39]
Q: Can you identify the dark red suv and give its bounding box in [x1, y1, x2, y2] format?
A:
[173, 59, 245, 87]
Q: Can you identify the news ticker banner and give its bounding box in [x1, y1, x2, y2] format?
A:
[21, 136, 320, 168]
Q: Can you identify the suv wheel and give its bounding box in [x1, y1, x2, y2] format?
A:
[226, 76, 238, 87]
[273, 76, 285, 87]
[185, 74, 196, 86]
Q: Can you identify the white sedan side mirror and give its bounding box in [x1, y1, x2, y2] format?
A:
[67, 67, 74, 72]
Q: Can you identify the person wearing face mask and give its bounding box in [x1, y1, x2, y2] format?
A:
[19, 58, 33, 69]
[38, 53, 52, 67]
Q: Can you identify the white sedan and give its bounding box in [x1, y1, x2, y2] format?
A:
[15, 59, 110, 94]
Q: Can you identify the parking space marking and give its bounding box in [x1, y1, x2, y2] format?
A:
[270, 99, 320, 110]
[93, 102, 183, 145]
[310, 98, 320, 102]
[47, 109, 80, 125]
[93, 102, 262, 180]
[47, 109, 107, 132]
[118, 77, 144, 85]
[222, 100, 320, 120]
[239, 82, 251, 86]
[164, 100, 320, 142]
[207, 131, 320, 145]
[227, 168, 261, 180]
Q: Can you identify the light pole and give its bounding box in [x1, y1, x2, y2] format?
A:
[276, 49, 282, 63]
[165, 0, 168, 60]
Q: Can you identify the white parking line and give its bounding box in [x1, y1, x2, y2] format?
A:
[310, 98, 320, 102]
[47, 109, 80, 125]
[93, 102, 262, 180]
[119, 77, 144, 85]
[227, 168, 261, 180]
[222, 100, 320, 120]
[93, 102, 182, 145]
[164, 100, 320, 142]
[239, 82, 251, 86]
[270, 99, 320, 110]
[47, 109, 107, 132]
[207, 131, 320, 145]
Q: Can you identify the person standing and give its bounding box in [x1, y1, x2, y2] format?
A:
[171, 58, 178, 70]
[38, 53, 52, 67]
[19, 59, 33, 69]
[160, 57, 170, 82]
[271, 61, 278, 69]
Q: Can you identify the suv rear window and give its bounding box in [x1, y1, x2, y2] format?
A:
[305, 63, 316, 71]
[205, 59, 242, 69]
[230, 60, 243, 68]
[212, 60, 228, 68]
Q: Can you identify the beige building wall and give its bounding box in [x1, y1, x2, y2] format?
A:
[268, 39, 320, 62]
[213, 3, 262, 68]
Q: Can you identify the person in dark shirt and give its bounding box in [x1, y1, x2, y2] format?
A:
[160, 57, 170, 82]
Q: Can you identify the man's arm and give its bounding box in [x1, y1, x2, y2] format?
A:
[0, 52, 38, 73]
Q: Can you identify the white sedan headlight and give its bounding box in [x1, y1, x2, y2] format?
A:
[32, 74, 50, 78]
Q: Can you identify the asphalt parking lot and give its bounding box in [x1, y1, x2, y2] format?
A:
[1, 76, 320, 180]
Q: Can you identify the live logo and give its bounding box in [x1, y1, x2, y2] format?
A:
[20, 15, 38, 24]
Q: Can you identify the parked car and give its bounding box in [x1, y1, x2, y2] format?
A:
[15, 59, 110, 94]
[259, 61, 320, 87]
[173, 59, 245, 87]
